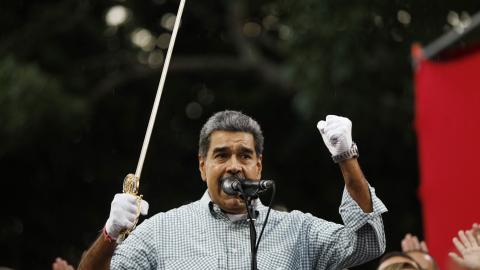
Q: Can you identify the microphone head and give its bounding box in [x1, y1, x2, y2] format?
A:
[220, 175, 241, 196]
[221, 176, 275, 197]
[240, 179, 275, 196]
[259, 180, 274, 190]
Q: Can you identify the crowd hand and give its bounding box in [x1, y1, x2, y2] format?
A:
[52, 257, 75, 270]
[472, 223, 480, 244]
[449, 230, 480, 270]
[317, 115, 353, 156]
[401, 233, 429, 253]
[105, 193, 149, 240]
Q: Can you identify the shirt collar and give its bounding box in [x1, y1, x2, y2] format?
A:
[200, 190, 268, 221]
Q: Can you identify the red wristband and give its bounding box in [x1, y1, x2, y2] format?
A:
[102, 226, 115, 243]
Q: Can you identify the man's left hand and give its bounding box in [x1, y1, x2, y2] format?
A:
[317, 115, 353, 156]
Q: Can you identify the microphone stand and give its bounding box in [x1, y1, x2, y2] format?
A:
[246, 197, 258, 270]
[228, 178, 275, 270]
[238, 185, 258, 270]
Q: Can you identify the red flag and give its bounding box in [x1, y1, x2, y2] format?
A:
[415, 47, 480, 269]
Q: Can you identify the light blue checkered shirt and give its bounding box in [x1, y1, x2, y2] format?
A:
[111, 185, 387, 269]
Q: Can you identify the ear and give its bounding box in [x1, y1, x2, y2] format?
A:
[198, 155, 207, 182]
[256, 154, 263, 179]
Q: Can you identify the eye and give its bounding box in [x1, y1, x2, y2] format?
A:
[241, 154, 252, 159]
[214, 153, 228, 159]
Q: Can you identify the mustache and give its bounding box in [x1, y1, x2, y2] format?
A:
[219, 174, 245, 184]
[219, 174, 245, 200]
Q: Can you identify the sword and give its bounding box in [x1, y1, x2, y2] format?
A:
[118, 0, 186, 242]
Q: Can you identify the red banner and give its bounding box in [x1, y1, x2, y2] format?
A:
[415, 47, 480, 269]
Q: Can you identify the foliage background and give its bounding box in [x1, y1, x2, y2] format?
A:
[1, 0, 479, 269]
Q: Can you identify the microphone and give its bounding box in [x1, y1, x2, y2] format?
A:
[221, 176, 274, 196]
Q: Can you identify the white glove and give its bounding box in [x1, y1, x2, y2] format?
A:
[316, 115, 353, 156]
[105, 193, 149, 240]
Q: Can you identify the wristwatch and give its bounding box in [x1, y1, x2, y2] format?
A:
[332, 143, 359, 163]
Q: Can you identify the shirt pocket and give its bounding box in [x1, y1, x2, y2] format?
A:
[164, 256, 218, 270]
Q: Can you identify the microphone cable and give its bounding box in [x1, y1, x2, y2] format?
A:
[255, 182, 275, 252]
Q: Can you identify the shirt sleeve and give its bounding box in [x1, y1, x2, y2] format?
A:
[305, 184, 387, 270]
[110, 218, 158, 270]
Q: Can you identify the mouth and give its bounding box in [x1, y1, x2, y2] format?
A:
[219, 174, 245, 198]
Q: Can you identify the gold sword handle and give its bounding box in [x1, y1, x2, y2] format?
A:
[123, 173, 139, 195]
[117, 173, 142, 242]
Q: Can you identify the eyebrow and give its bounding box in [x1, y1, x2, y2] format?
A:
[211, 146, 255, 155]
[212, 147, 230, 155]
[238, 147, 254, 155]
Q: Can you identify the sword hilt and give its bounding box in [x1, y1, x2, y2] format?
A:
[117, 173, 142, 243]
[123, 173, 139, 195]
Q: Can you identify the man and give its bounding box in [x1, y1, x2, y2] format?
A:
[78, 110, 387, 269]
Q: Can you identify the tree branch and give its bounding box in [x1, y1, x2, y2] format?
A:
[91, 1, 293, 101]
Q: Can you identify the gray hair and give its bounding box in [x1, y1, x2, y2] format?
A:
[198, 110, 264, 158]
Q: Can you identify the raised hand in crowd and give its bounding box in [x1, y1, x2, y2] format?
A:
[449, 228, 480, 270]
[401, 233, 438, 270]
[52, 257, 75, 270]
[401, 233, 429, 253]
[472, 223, 480, 238]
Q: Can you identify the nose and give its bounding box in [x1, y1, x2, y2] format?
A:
[226, 155, 242, 176]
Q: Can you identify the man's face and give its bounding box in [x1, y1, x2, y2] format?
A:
[199, 131, 262, 214]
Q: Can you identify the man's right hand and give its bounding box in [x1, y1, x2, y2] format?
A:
[78, 194, 149, 270]
[105, 193, 149, 240]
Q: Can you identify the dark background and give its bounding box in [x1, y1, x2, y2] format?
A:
[1, 0, 479, 269]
